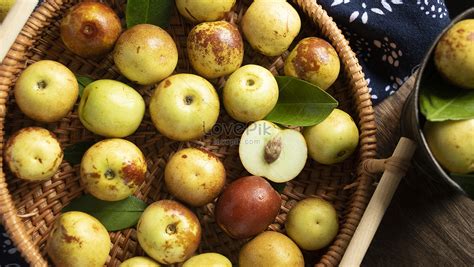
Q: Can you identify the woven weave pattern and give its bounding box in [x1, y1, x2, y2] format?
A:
[0, 0, 377, 266]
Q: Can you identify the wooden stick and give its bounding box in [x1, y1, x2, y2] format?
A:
[340, 137, 417, 267]
[0, 0, 38, 64]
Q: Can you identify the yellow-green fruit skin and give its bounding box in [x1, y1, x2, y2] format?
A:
[120, 256, 161, 267]
[78, 79, 145, 138]
[241, 0, 301, 56]
[14, 60, 78, 123]
[46, 211, 111, 267]
[5, 127, 63, 181]
[285, 198, 339, 250]
[165, 148, 226, 206]
[80, 139, 147, 201]
[137, 200, 201, 264]
[304, 109, 359, 165]
[113, 24, 178, 85]
[223, 64, 278, 122]
[239, 231, 304, 267]
[434, 19, 474, 89]
[424, 119, 474, 174]
[182, 253, 232, 267]
[187, 21, 243, 79]
[149, 74, 220, 141]
[284, 37, 340, 90]
[0, 0, 15, 21]
[176, 0, 236, 22]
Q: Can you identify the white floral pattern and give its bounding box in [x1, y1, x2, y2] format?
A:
[384, 75, 410, 95]
[366, 78, 378, 100]
[327, 0, 451, 103]
[2, 233, 17, 255]
[342, 29, 409, 100]
[342, 28, 372, 62]
[373, 37, 403, 67]
[332, 0, 404, 24]
[416, 0, 448, 19]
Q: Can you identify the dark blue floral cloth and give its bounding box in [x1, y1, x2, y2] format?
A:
[318, 0, 451, 104]
[0, 232, 26, 266]
[1, 0, 468, 266]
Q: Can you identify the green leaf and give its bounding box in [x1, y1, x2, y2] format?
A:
[450, 173, 474, 199]
[63, 141, 95, 165]
[62, 195, 147, 231]
[126, 0, 174, 28]
[419, 67, 474, 121]
[264, 76, 338, 127]
[76, 75, 94, 97]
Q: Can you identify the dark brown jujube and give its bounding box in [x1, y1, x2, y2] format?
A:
[215, 176, 281, 239]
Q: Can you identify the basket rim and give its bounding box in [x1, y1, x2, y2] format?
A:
[0, 0, 377, 266]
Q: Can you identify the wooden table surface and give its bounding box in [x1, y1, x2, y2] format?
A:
[362, 75, 474, 266]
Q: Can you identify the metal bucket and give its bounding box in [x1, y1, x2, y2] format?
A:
[401, 8, 474, 195]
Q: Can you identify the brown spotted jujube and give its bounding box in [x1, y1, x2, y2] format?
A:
[137, 200, 201, 264]
[434, 19, 474, 89]
[80, 139, 147, 201]
[187, 21, 243, 79]
[46, 211, 111, 267]
[284, 37, 340, 91]
[164, 148, 226, 207]
[5, 127, 63, 181]
[60, 2, 122, 58]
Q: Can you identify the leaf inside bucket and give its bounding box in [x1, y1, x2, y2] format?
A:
[126, 0, 174, 28]
[63, 141, 95, 165]
[419, 68, 474, 121]
[264, 76, 338, 126]
[62, 195, 147, 231]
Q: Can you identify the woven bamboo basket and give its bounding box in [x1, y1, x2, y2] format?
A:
[0, 0, 379, 266]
